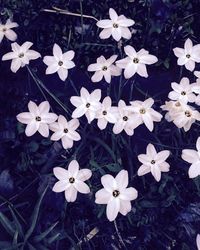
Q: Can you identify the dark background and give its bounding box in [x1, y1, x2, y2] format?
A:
[0, 0, 200, 249]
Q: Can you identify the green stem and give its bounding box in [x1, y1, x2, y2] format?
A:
[26, 66, 70, 114]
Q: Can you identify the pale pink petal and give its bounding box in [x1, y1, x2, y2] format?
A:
[96, 19, 112, 28]
[25, 122, 39, 137]
[115, 170, 128, 190]
[64, 186, 77, 202]
[109, 8, 118, 21]
[38, 123, 49, 137]
[16, 112, 34, 124]
[119, 200, 131, 216]
[5, 30, 17, 41]
[74, 180, 90, 194]
[52, 180, 70, 192]
[182, 149, 199, 163]
[99, 28, 112, 39]
[147, 143, 157, 158]
[106, 198, 120, 221]
[137, 164, 151, 176]
[151, 165, 161, 182]
[120, 187, 138, 201]
[68, 160, 79, 177]
[101, 174, 116, 192]
[95, 188, 111, 204]
[77, 169, 92, 181]
[57, 67, 68, 81]
[111, 28, 121, 41]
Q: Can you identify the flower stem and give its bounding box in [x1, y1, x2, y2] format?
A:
[26, 66, 70, 114]
[113, 220, 127, 249]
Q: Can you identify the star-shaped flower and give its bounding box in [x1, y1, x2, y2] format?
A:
[70, 87, 101, 124]
[0, 19, 18, 43]
[128, 98, 162, 131]
[113, 100, 139, 136]
[168, 77, 197, 103]
[2, 42, 41, 73]
[50, 115, 81, 149]
[96, 8, 135, 41]
[173, 38, 200, 71]
[116, 45, 158, 78]
[53, 160, 92, 202]
[137, 143, 170, 182]
[172, 103, 200, 132]
[87, 55, 121, 83]
[182, 137, 200, 178]
[95, 170, 138, 221]
[43, 43, 75, 81]
[16, 101, 57, 137]
[95, 96, 117, 130]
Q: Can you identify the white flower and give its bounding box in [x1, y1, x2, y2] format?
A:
[0, 19, 18, 43]
[2, 41, 41, 73]
[128, 98, 162, 131]
[197, 234, 200, 250]
[43, 43, 75, 81]
[70, 87, 101, 124]
[194, 71, 200, 79]
[53, 160, 92, 202]
[116, 45, 158, 79]
[16, 101, 57, 137]
[50, 115, 81, 149]
[87, 55, 121, 83]
[181, 137, 200, 178]
[171, 103, 200, 132]
[0, 19, 19, 43]
[112, 100, 139, 136]
[95, 96, 117, 130]
[96, 8, 135, 41]
[137, 143, 170, 182]
[95, 170, 138, 221]
[161, 100, 184, 122]
[168, 77, 197, 103]
[173, 38, 200, 71]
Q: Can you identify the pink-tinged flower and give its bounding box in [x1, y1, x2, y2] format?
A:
[70, 87, 101, 124]
[0, 19, 18, 43]
[128, 98, 162, 131]
[112, 100, 140, 136]
[2, 42, 41, 73]
[182, 137, 200, 178]
[87, 55, 121, 83]
[50, 115, 81, 149]
[173, 38, 200, 71]
[116, 45, 158, 79]
[137, 144, 170, 182]
[53, 160, 92, 202]
[96, 96, 117, 130]
[16, 101, 57, 137]
[96, 8, 135, 41]
[43, 43, 75, 81]
[95, 170, 138, 221]
[168, 77, 197, 103]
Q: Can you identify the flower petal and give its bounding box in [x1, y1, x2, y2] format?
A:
[95, 188, 111, 204]
[106, 198, 120, 221]
[64, 186, 77, 202]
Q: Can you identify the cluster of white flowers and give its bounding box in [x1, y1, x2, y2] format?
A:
[2, 7, 200, 228]
[70, 87, 162, 134]
[53, 160, 138, 221]
[161, 77, 200, 131]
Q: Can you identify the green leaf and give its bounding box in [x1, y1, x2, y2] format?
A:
[33, 221, 59, 243]
[9, 205, 24, 239]
[24, 186, 48, 243]
[0, 212, 15, 236]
